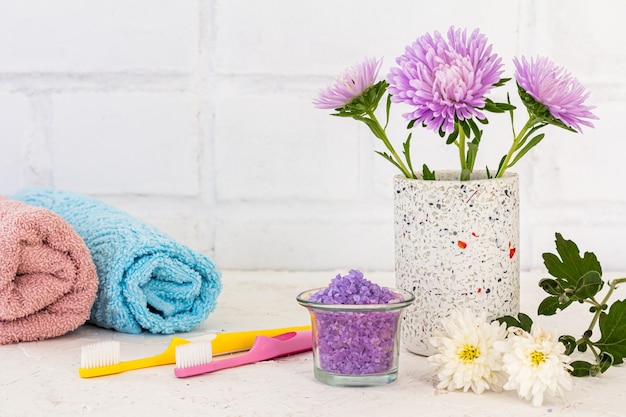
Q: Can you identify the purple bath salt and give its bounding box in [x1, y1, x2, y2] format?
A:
[309, 269, 401, 305]
[308, 270, 404, 375]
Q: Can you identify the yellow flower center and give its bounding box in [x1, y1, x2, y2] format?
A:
[530, 350, 546, 366]
[458, 344, 480, 364]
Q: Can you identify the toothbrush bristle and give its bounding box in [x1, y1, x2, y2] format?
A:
[80, 341, 121, 369]
[175, 341, 213, 369]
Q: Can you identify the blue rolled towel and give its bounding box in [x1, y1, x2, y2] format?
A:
[13, 188, 222, 334]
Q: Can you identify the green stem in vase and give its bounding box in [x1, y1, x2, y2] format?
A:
[456, 122, 470, 181]
[496, 117, 542, 178]
[365, 110, 414, 179]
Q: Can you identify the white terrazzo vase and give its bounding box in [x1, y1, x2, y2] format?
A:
[394, 171, 520, 356]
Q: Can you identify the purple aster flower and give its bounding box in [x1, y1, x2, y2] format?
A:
[387, 26, 504, 133]
[313, 57, 383, 109]
[513, 55, 598, 132]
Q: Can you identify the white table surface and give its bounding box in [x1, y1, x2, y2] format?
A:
[2, 270, 625, 417]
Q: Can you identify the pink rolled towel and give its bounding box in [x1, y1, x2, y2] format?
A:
[0, 197, 98, 344]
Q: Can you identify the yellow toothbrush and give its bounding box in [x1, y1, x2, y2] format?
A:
[78, 325, 311, 378]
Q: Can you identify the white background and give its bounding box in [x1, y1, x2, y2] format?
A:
[0, 0, 622, 271]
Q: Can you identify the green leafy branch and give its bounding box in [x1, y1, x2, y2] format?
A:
[494, 83, 578, 178]
[499, 233, 626, 377]
[332, 80, 417, 179]
[329, 76, 585, 182]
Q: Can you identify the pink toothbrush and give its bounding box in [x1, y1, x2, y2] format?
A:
[174, 330, 312, 378]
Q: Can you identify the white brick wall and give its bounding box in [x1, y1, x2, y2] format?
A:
[1, 0, 623, 271]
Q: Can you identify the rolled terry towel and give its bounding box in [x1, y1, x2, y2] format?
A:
[0, 197, 98, 345]
[13, 189, 222, 335]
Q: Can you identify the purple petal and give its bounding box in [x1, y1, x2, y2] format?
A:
[313, 57, 383, 109]
[514, 55, 598, 132]
[386, 26, 504, 133]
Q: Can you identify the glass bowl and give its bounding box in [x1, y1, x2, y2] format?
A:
[297, 287, 414, 386]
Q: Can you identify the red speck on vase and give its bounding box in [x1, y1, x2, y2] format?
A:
[457, 241, 467, 249]
[477, 288, 482, 293]
[508, 241, 516, 259]
[471, 232, 479, 237]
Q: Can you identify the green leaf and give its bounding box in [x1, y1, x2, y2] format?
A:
[508, 133, 545, 167]
[467, 118, 482, 142]
[506, 91, 516, 133]
[482, 97, 516, 113]
[496, 155, 506, 176]
[368, 80, 388, 110]
[539, 278, 562, 295]
[331, 80, 388, 119]
[402, 133, 416, 178]
[384, 94, 392, 129]
[466, 142, 478, 172]
[375, 151, 402, 172]
[518, 313, 534, 332]
[332, 110, 364, 118]
[559, 335, 577, 355]
[496, 313, 533, 332]
[542, 233, 603, 288]
[538, 295, 572, 316]
[599, 351, 614, 374]
[483, 100, 502, 113]
[493, 77, 512, 87]
[496, 315, 523, 329]
[496, 102, 516, 111]
[513, 123, 547, 152]
[483, 98, 506, 113]
[352, 116, 385, 140]
[437, 125, 446, 138]
[574, 270, 604, 300]
[445, 126, 459, 145]
[422, 164, 436, 180]
[570, 360, 593, 377]
[595, 299, 626, 365]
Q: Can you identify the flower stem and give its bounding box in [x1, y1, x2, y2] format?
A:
[366, 110, 413, 178]
[587, 277, 626, 332]
[496, 117, 537, 178]
[456, 122, 470, 181]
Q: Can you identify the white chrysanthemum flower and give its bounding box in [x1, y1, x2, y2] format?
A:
[428, 309, 508, 394]
[494, 324, 573, 407]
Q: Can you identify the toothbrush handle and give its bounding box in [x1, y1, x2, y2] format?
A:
[211, 325, 310, 355]
[174, 330, 312, 378]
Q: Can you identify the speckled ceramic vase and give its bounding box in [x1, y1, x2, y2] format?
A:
[394, 171, 520, 356]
